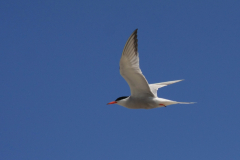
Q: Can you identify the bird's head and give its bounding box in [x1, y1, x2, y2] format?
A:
[107, 96, 129, 106]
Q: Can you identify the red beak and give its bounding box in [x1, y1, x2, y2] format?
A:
[107, 101, 117, 105]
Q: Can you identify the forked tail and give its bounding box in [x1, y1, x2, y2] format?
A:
[177, 102, 196, 104]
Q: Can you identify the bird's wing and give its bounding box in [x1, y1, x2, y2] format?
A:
[120, 29, 154, 97]
[149, 79, 183, 96]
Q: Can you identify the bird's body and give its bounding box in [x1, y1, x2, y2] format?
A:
[117, 96, 178, 109]
[107, 29, 194, 109]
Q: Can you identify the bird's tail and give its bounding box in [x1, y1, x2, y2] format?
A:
[177, 102, 196, 104]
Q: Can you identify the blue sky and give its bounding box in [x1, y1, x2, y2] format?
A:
[1, 0, 240, 159]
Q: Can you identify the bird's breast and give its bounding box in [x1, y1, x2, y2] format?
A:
[125, 97, 158, 109]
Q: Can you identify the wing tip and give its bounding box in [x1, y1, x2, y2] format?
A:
[131, 29, 138, 37]
[121, 28, 139, 57]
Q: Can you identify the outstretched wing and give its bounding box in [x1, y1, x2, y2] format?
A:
[120, 29, 154, 97]
[149, 80, 184, 96]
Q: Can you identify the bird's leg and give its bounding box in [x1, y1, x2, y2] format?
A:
[159, 104, 166, 107]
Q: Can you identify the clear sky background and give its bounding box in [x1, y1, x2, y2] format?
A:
[1, 0, 240, 159]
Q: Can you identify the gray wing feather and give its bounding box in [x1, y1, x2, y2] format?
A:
[120, 29, 154, 97]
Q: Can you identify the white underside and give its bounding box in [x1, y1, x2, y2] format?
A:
[117, 96, 180, 109]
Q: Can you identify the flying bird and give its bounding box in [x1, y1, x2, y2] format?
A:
[107, 29, 194, 109]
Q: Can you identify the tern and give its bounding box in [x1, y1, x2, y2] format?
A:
[107, 29, 194, 109]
